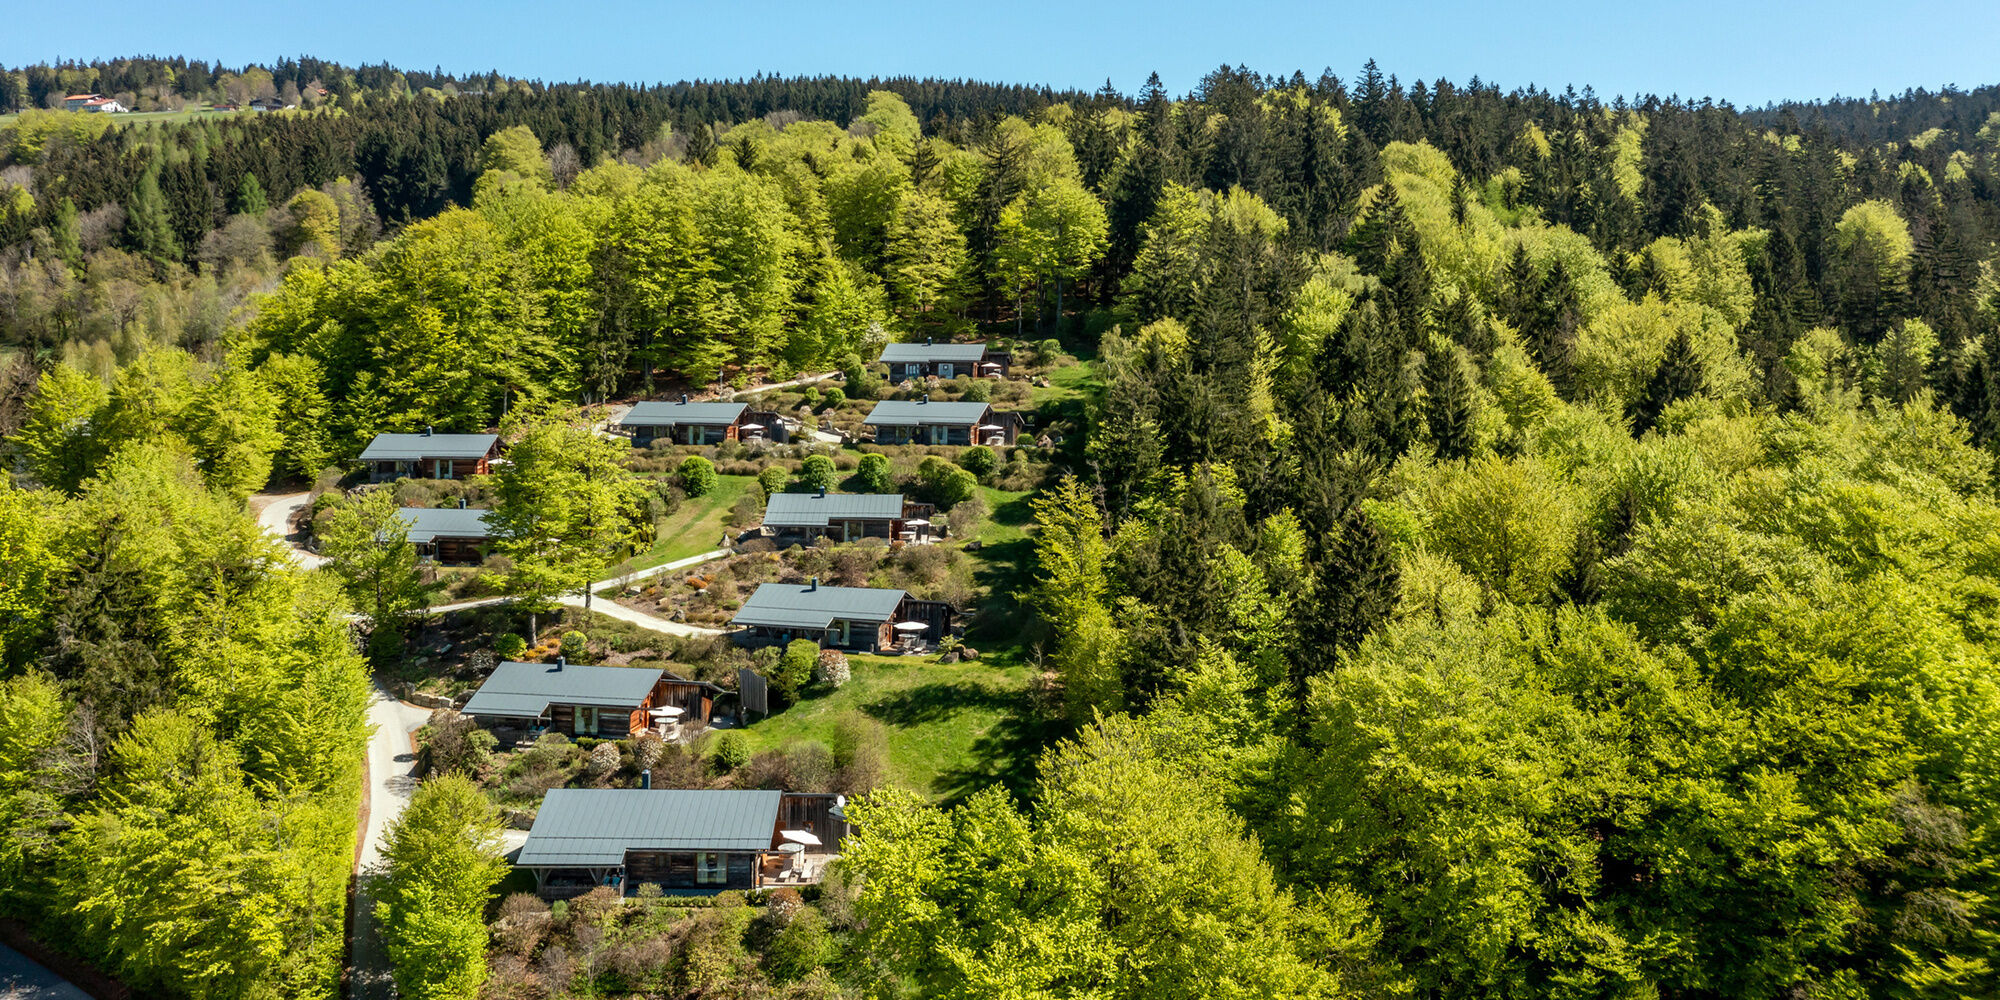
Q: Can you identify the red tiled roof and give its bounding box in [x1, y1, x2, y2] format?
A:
[64, 93, 101, 101]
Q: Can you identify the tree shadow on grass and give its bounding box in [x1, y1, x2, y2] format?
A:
[861, 680, 1018, 727]
[860, 675, 1063, 807]
[967, 537, 1039, 647]
[990, 493, 1035, 527]
[930, 701, 1065, 808]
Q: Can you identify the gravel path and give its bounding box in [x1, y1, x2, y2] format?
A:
[248, 491, 329, 569]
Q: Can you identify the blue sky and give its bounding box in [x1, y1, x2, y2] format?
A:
[8, 0, 1998, 106]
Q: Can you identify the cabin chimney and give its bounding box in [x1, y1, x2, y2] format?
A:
[457, 497, 467, 509]
[422, 425, 433, 437]
[816, 485, 826, 498]
[809, 576, 818, 591]
[920, 393, 929, 404]
[680, 393, 688, 404]
[925, 335, 933, 346]
[640, 770, 652, 789]
[554, 655, 565, 671]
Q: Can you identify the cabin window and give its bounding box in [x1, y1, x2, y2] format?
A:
[574, 706, 598, 736]
[938, 363, 955, 378]
[695, 852, 725, 885]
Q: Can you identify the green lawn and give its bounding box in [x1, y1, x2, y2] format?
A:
[1029, 357, 1103, 407]
[603, 475, 756, 579]
[731, 651, 1049, 802]
[974, 486, 1034, 546]
[0, 107, 255, 128]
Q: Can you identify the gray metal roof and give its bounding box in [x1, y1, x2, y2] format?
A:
[879, 342, 990, 364]
[359, 433, 499, 461]
[762, 492, 906, 528]
[397, 507, 494, 544]
[621, 400, 748, 427]
[732, 582, 906, 630]
[517, 789, 782, 867]
[863, 400, 993, 427]
[460, 661, 661, 719]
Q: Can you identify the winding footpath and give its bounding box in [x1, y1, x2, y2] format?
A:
[348, 692, 431, 1000]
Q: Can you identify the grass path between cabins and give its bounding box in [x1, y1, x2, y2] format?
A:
[602, 474, 757, 579]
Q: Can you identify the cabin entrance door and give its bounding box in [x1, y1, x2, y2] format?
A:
[434, 458, 452, 479]
[938, 363, 955, 378]
[574, 706, 599, 736]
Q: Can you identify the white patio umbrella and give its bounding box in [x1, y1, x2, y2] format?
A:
[903, 518, 930, 526]
[775, 842, 805, 854]
[976, 423, 1004, 431]
[980, 362, 1002, 369]
[740, 423, 766, 431]
[648, 706, 684, 718]
[780, 829, 823, 847]
[894, 621, 929, 632]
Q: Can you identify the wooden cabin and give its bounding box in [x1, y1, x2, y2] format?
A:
[460, 659, 668, 738]
[359, 429, 500, 482]
[619, 398, 791, 446]
[516, 789, 854, 898]
[863, 398, 1019, 447]
[398, 505, 494, 564]
[878, 339, 1011, 382]
[760, 490, 935, 544]
[731, 580, 950, 653]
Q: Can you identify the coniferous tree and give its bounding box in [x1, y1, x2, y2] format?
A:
[1954, 353, 1997, 448]
[232, 173, 268, 215]
[1629, 331, 1703, 435]
[1293, 506, 1399, 703]
[125, 165, 181, 264]
[1499, 242, 1538, 333]
[1424, 343, 1476, 461]
[1529, 259, 1583, 398]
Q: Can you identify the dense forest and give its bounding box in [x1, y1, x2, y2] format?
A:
[3, 52, 2000, 1000]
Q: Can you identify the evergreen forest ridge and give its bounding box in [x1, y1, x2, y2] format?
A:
[2, 52, 2000, 1000]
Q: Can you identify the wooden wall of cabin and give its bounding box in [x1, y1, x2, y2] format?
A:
[624, 851, 759, 891]
[777, 794, 853, 849]
[548, 705, 626, 738]
[656, 681, 715, 722]
[433, 537, 485, 563]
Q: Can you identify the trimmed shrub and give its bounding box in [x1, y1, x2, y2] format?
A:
[820, 387, 846, 408]
[560, 630, 589, 661]
[677, 455, 718, 498]
[957, 445, 998, 479]
[799, 454, 837, 493]
[962, 378, 991, 402]
[856, 453, 893, 493]
[917, 456, 978, 508]
[710, 731, 752, 771]
[758, 465, 790, 499]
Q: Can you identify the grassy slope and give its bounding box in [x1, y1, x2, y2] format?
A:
[0, 108, 254, 127]
[730, 651, 1049, 803]
[604, 474, 756, 578]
